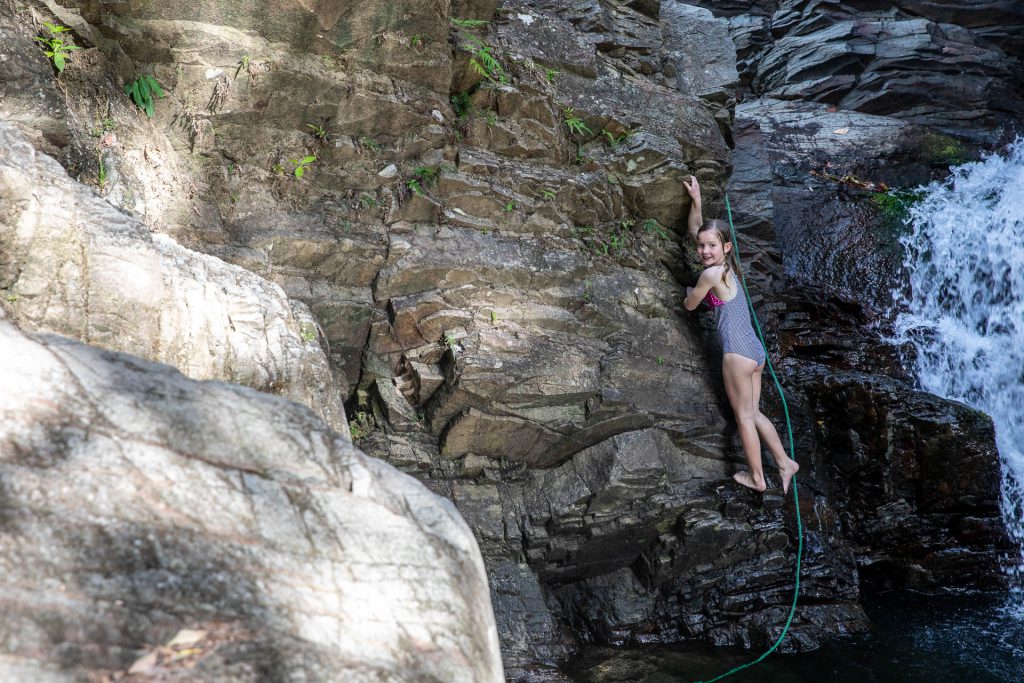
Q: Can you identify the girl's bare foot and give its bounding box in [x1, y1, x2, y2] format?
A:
[778, 458, 800, 495]
[733, 471, 767, 492]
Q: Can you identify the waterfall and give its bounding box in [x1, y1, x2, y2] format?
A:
[893, 139, 1024, 596]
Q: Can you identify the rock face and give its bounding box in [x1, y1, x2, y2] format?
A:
[0, 122, 347, 433]
[0, 0, 1018, 680]
[707, 0, 1019, 605]
[0, 311, 503, 682]
[694, 0, 1024, 141]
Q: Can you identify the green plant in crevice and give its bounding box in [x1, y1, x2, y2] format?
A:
[35, 22, 80, 74]
[461, 33, 507, 84]
[306, 122, 329, 143]
[358, 136, 382, 152]
[348, 411, 373, 440]
[503, 200, 516, 212]
[451, 91, 473, 121]
[544, 67, 559, 83]
[451, 17, 489, 29]
[407, 166, 436, 197]
[299, 324, 317, 343]
[289, 155, 317, 178]
[124, 74, 165, 118]
[442, 331, 460, 357]
[96, 151, 106, 191]
[575, 222, 630, 258]
[602, 129, 630, 148]
[235, 54, 250, 78]
[562, 107, 593, 138]
[642, 218, 669, 240]
[574, 144, 596, 166]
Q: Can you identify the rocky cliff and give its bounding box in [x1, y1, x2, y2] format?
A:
[1, 0, 1020, 680]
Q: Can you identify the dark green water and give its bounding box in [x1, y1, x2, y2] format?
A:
[564, 592, 1024, 682]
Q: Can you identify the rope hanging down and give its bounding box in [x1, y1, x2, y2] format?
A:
[693, 195, 804, 683]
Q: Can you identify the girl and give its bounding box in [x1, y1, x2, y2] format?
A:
[681, 176, 799, 494]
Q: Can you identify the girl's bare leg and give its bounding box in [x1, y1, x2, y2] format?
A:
[751, 364, 800, 493]
[722, 353, 766, 492]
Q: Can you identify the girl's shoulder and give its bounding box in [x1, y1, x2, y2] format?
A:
[699, 264, 726, 280]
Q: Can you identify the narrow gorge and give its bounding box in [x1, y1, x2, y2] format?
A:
[1, 1, 1021, 681]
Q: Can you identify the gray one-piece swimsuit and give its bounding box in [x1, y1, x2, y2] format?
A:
[705, 275, 766, 365]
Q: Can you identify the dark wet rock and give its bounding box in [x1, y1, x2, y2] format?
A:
[726, 97, 980, 309]
[699, 0, 1024, 142]
[791, 362, 1012, 592]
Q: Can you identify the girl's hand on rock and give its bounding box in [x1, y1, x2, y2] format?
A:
[683, 175, 700, 200]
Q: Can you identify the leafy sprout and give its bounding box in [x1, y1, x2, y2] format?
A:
[35, 22, 81, 74]
[307, 123, 329, 142]
[124, 74, 165, 118]
[289, 155, 317, 178]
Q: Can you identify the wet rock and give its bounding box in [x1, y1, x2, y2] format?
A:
[705, 0, 1024, 142]
[792, 362, 1012, 591]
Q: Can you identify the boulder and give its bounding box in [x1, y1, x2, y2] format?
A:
[0, 312, 503, 682]
[0, 122, 348, 432]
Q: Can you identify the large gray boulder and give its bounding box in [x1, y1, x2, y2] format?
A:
[0, 312, 503, 682]
[0, 122, 348, 432]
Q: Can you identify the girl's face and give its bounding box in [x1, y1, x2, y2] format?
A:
[696, 231, 731, 267]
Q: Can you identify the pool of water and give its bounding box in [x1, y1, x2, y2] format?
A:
[563, 592, 1024, 682]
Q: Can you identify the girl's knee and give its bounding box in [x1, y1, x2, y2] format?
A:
[736, 409, 757, 423]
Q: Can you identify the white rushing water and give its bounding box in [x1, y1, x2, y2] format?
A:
[892, 139, 1024, 590]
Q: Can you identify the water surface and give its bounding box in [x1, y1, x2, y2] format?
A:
[564, 592, 1024, 682]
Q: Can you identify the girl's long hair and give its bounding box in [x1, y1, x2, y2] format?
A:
[698, 219, 743, 287]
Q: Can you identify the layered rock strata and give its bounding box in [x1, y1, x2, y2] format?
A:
[0, 0, 1018, 680]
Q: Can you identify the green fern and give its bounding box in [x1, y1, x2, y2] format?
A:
[463, 35, 507, 84]
[451, 18, 489, 29]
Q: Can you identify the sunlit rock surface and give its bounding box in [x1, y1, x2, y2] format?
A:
[0, 312, 503, 682]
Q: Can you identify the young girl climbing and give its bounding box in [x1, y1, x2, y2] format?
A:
[681, 176, 799, 494]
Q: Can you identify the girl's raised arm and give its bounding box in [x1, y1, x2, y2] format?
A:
[683, 175, 703, 241]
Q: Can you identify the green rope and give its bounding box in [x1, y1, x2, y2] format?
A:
[693, 194, 804, 683]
